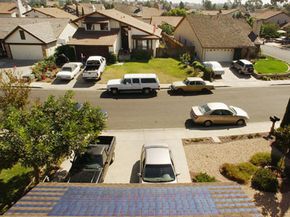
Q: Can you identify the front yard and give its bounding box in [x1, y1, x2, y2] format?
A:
[254, 57, 289, 74]
[100, 58, 189, 83]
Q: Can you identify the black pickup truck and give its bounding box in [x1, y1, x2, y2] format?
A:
[66, 136, 116, 183]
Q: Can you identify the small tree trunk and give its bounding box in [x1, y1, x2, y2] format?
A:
[281, 98, 290, 128]
[33, 165, 40, 183]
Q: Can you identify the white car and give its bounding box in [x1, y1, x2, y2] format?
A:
[203, 61, 225, 76]
[139, 144, 178, 183]
[82, 56, 106, 80]
[107, 74, 160, 95]
[56, 62, 83, 80]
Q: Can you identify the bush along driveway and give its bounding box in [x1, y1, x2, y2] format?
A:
[101, 58, 191, 84]
[254, 57, 289, 75]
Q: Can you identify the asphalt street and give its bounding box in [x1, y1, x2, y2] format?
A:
[261, 45, 290, 63]
[29, 86, 290, 130]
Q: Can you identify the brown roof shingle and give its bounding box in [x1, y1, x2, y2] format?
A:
[24, 7, 77, 20]
[64, 3, 105, 15]
[150, 16, 183, 28]
[0, 2, 17, 14]
[185, 15, 254, 48]
[251, 9, 288, 20]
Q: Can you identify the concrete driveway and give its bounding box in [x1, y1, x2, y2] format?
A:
[103, 129, 191, 184]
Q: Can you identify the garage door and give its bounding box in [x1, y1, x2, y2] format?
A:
[204, 49, 234, 62]
[75, 46, 109, 61]
[10, 45, 43, 60]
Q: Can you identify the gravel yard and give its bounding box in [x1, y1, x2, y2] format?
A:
[183, 137, 290, 217]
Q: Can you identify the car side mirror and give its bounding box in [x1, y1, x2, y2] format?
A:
[137, 172, 142, 177]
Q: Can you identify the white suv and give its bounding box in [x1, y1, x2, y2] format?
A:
[139, 144, 178, 184]
[107, 73, 160, 95]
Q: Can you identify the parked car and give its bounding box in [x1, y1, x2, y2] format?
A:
[107, 74, 160, 95]
[139, 144, 178, 183]
[203, 61, 225, 76]
[65, 136, 116, 183]
[190, 102, 249, 127]
[170, 77, 214, 93]
[56, 62, 83, 80]
[231, 59, 253, 75]
[82, 56, 106, 80]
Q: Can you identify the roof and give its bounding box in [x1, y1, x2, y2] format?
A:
[187, 77, 204, 81]
[123, 73, 158, 79]
[64, 3, 105, 15]
[0, 2, 16, 14]
[239, 59, 253, 65]
[150, 16, 183, 27]
[184, 15, 254, 48]
[207, 102, 229, 110]
[74, 9, 161, 37]
[140, 6, 164, 19]
[6, 182, 260, 216]
[282, 22, 290, 29]
[67, 28, 119, 46]
[145, 145, 171, 165]
[251, 10, 288, 20]
[24, 7, 77, 20]
[0, 17, 71, 40]
[87, 56, 104, 61]
[113, 3, 139, 16]
[199, 8, 239, 16]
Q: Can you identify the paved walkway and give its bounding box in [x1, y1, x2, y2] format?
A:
[103, 121, 274, 184]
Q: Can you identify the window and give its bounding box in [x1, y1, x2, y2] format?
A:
[211, 110, 223, 115]
[19, 30, 25, 40]
[135, 40, 152, 50]
[100, 22, 109, 31]
[123, 79, 131, 84]
[141, 78, 156, 83]
[86, 23, 93, 31]
[195, 81, 204, 85]
[221, 110, 233, 115]
[132, 78, 140, 84]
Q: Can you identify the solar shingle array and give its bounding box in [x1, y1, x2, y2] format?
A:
[6, 182, 261, 216]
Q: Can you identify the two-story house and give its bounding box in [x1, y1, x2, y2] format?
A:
[68, 9, 161, 60]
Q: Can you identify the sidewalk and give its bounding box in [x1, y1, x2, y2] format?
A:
[102, 121, 274, 184]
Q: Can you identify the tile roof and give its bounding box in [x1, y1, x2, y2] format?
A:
[64, 3, 105, 15]
[24, 7, 77, 20]
[0, 17, 70, 40]
[251, 9, 288, 20]
[150, 16, 183, 27]
[199, 8, 239, 16]
[113, 3, 139, 16]
[185, 14, 254, 48]
[0, 2, 17, 14]
[67, 28, 119, 46]
[75, 9, 161, 37]
[5, 182, 261, 216]
[140, 6, 164, 19]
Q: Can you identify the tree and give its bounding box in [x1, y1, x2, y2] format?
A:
[202, 0, 212, 10]
[260, 23, 280, 38]
[159, 23, 174, 35]
[0, 70, 30, 111]
[223, 3, 229, 9]
[82, 7, 85, 16]
[231, 0, 241, 8]
[179, 1, 185, 9]
[162, 8, 186, 16]
[76, 3, 79, 17]
[245, 0, 263, 11]
[0, 91, 106, 182]
[281, 98, 290, 127]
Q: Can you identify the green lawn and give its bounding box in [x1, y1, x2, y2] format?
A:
[101, 58, 189, 83]
[254, 57, 289, 74]
[0, 164, 33, 214]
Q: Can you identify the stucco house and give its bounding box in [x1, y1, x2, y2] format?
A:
[251, 9, 290, 26]
[1, 18, 77, 60]
[23, 7, 77, 20]
[174, 14, 256, 62]
[68, 9, 161, 60]
[0, 2, 17, 17]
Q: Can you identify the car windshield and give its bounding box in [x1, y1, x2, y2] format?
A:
[143, 164, 175, 182]
[229, 106, 237, 115]
[198, 104, 211, 114]
[62, 67, 72, 72]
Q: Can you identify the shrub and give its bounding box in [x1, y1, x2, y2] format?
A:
[131, 50, 151, 61]
[202, 67, 214, 81]
[250, 152, 272, 167]
[32, 56, 57, 80]
[107, 52, 117, 65]
[54, 45, 76, 62]
[194, 172, 216, 182]
[192, 61, 205, 71]
[251, 168, 279, 192]
[220, 162, 257, 184]
[180, 52, 191, 65]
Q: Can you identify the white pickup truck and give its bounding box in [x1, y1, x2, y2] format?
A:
[82, 56, 106, 80]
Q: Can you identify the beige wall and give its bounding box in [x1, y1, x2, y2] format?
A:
[5, 29, 42, 44]
[174, 18, 203, 60]
[58, 23, 77, 44]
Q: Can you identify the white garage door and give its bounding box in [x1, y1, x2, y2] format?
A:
[204, 49, 234, 62]
[10, 45, 43, 60]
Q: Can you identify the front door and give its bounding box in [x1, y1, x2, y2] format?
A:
[121, 26, 129, 51]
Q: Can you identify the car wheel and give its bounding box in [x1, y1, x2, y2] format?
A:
[177, 88, 184, 94]
[111, 88, 118, 95]
[236, 119, 245, 126]
[203, 120, 212, 127]
[202, 88, 209, 93]
[143, 88, 151, 94]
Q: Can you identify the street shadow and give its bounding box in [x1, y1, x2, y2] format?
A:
[229, 67, 252, 79]
[51, 78, 71, 85]
[167, 89, 213, 96]
[253, 192, 280, 217]
[0, 59, 36, 68]
[100, 91, 157, 99]
[72, 73, 96, 88]
[130, 160, 140, 183]
[184, 119, 245, 130]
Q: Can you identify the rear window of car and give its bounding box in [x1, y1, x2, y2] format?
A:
[141, 78, 157, 83]
[245, 64, 253, 68]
